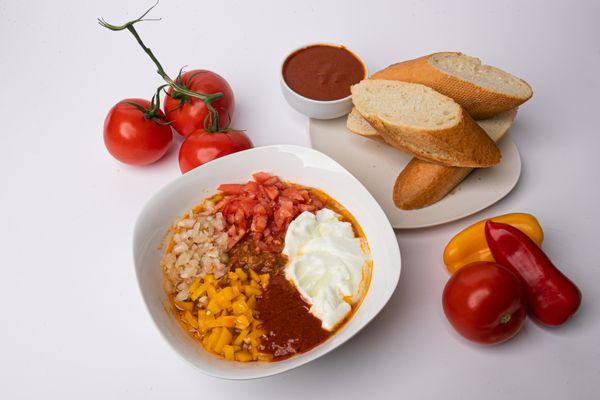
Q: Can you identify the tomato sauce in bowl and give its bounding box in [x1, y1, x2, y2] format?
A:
[282, 44, 366, 101]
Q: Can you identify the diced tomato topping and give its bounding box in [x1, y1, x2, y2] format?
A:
[239, 198, 258, 215]
[252, 172, 273, 184]
[262, 176, 280, 186]
[298, 203, 317, 212]
[251, 214, 268, 233]
[217, 183, 245, 194]
[264, 185, 280, 200]
[242, 181, 259, 194]
[217, 172, 324, 251]
[253, 203, 268, 215]
[281, 187, 304, 202]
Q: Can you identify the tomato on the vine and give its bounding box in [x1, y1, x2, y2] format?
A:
[178, 129, 253, 173]
[164, 70, 235, 136]
[443, 262, 526, 344]
[103, 98, 173, 166]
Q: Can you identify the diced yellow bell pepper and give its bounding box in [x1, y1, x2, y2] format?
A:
[190, 284, 207, 301]
[232, 299, 249, 315]
[443, 213, 544, 274]
[249, 269, 260, 283]
[257, 353, 273, 361]
[198, 314, 215, 333]
[233, 329, 249, 346]
[237, 293, 247, 302]
[249, 329, 265, 338]
[249, 279, 261, 289]
[259, 274, 270, 288]
[221, 287, 235, 301]
[207, 298, 221, 315]
[223, 345, 235, 361]
[175, 301, 194, 311]
[183, 310, 198, 328]
[250, 344, 258, 360]
[215, 315, 237, 328]
[202, 335, 210, 349]
[215, 292, 232, 309]
[247, 295, 256, 309]
[204, 274, 216, 284]
[235, 268, 248, 282]
[213, 328, 233, 354]
[205, 327, 221, 351]
[235, 351, 253, 362]
[206, 284, 217, 299]
[235, 315, 250, 330]
[228, 271, 239, 281]
[244, 285, 262, 297]
[188, 278, 201, 294]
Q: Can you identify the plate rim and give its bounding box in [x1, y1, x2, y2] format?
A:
[308, 118, 522, 229]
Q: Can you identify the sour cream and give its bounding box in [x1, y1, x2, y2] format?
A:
[283, 208, 368, 331]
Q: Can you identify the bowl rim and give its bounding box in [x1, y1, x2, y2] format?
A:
[132, 144, 400, 379]
[279, 43, 368, 104]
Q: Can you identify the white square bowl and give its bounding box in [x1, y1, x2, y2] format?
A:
[132, 145, 401, 379]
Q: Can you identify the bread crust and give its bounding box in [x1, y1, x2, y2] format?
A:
[346, 107, 384, 141]
[393, 109, 517, 209]
[346, 108, 517, 209]
[393, 162, 472, 209]
[372, 53, 532, 119]
[361, 105, 501, 167]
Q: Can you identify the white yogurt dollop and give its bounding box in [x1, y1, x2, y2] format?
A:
[283, 208, 367, 331]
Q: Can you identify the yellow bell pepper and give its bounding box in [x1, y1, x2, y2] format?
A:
[443, 213, 544, 274]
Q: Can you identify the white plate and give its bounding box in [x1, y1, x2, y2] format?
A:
[309, 117, 522, 229]
[133, 145, 400, 379]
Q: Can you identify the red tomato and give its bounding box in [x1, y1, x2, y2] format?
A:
[164, 70, 235, 136]
[178, 129, 253, 173]
[103, 99, 173, 166]
[443, 262, 526, 344]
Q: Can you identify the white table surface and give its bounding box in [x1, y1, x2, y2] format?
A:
[1, 0, 599, 398]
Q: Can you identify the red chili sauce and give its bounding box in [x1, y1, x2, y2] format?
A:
[257, 274, 330, 359]
[283, 44, 365, 101]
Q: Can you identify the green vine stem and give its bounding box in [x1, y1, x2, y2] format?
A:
[121, 84, 171, 125]
[98, 1, 223, 131]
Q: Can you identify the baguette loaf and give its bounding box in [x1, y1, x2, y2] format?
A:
[394, 109, 517, 209]
[371, 52, 532, 119]
[351, 79, 500, 167]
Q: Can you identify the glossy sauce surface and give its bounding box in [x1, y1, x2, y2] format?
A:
[257, 274, 330, 359]
[283, 45, 365, 101]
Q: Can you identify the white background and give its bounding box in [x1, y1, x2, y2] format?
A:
[1, 0, 599, 398]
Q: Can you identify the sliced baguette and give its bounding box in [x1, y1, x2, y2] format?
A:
[351, 79, 500, 167]
[346, 107, 384, 142]
[371, 52, 532, 119]
[394, 109, 517, 209]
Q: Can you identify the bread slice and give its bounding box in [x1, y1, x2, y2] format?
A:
[346, 107, 384, 142]
[351, 79, 500, 167]
[347, 106, 512, 143]
[394, 109, 517, 209]
[371, 52, 532, 119]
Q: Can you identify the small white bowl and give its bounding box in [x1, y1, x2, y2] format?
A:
[133, 145, 400, 379]
[280, 44, 367, 119]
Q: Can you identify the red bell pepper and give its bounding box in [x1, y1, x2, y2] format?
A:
[484, 221, 581, 326]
